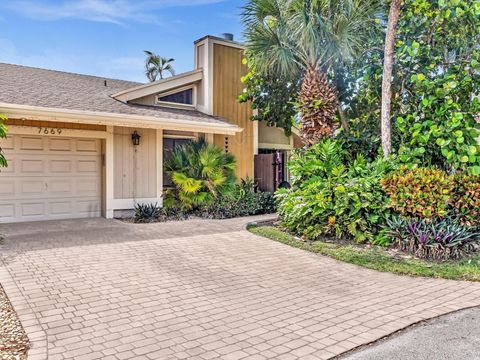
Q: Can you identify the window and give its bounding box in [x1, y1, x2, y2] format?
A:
[163, 138, 192, 188]
[158, 88, 193, 105]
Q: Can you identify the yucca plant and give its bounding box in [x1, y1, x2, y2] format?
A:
[165, 138, 237, 210]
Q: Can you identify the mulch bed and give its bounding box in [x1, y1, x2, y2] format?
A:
[0, 284, 29, 360]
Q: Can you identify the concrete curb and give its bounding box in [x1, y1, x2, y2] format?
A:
[0, 266, 48, 360]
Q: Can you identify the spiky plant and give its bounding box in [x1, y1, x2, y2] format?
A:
[165, 138, 237, 210]
[299, 66, 338, 144]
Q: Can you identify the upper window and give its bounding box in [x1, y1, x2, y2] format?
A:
[158, 88, 193, 105]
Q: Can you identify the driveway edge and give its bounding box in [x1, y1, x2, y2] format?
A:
[0, 265, 48, 360]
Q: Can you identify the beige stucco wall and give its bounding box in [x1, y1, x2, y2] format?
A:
[113, 127, 157, 199]
[258, 121, 291, 147]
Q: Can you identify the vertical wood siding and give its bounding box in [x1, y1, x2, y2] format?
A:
[113, 127, 157, 199]
[212, 43, 254, 179]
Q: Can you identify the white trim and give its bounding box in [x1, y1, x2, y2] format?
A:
[156, 129, 163, 200]
[194, 35, 246, 50]
[105, 126, 114, 219]
[7, 125, 108, 139]
[111, 198, 163, 210]
[0, 102, 241, 135]
[163, 134, 197, 139]
[112, 69, 203, 102]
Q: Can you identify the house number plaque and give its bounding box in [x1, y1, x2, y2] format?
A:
[38, 127, 63, 135]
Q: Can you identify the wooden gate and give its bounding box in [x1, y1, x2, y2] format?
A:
[254, 153, 276, 192]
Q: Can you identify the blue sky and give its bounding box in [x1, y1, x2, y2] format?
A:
[0, 0, 245, 83]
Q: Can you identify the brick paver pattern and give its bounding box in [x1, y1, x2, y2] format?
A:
[2, 216, 480, 360]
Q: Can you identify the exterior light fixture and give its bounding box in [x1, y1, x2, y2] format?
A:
[131, 131, 141, 146]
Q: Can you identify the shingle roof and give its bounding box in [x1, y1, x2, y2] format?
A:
[0, 62, 233, 127]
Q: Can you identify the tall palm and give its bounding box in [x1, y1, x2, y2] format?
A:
[144, 50, 176, 82]
[242, 0, 382, 144]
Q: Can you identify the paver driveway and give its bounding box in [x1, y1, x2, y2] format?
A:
[2, 216, 480, 360]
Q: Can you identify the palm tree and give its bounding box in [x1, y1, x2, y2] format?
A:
[381, 0, 402, 157]
[144, 50, 176, 82]
[165, 138, 237, 210]
[242, 0, 382, 144]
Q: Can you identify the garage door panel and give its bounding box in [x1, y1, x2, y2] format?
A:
[2, 135, 14, 150]
[21, 181, 44, 195]
[50, 201, 73, 215]
[20, 136, 44, 150]
[21, 159, 44, 173]
[76, 200, 101, 214]
[49, 138, 73, 151]
[0, 135, 102, 223]
[21, 202, 46, 217]
[50, 159, 72, 173]
[49, 179, 73, 195]
[77, 159, 100, 173]
[77, 179, 99, 195]
[0, 180, 15, 196]
[0, 204, 15, 219]
[76, 139, 100, 152]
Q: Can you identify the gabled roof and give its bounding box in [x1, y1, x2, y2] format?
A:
[112, 69, 203, 102]
[0, 63, 240, 134]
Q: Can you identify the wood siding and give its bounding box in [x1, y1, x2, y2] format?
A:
[212, 43, 254, 179]
[113, 127, 157, 200]
[5, 119, 106, 131]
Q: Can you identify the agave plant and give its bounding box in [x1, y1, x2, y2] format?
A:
[387, 217, 480, 260]
[134, 203, 161, 223]
[165, 138, 237, 210]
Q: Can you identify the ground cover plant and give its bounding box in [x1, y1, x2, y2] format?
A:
[248, 224, 480, 282]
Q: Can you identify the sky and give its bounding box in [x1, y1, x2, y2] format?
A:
[0, 0, 246, 83]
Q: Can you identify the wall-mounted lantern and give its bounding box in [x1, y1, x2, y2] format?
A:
[131, 131, 141, 146]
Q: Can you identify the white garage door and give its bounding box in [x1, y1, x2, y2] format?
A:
[0, 134, 102, 223]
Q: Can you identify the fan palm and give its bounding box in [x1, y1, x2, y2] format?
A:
[144, 50, 176, 82]
[242, 0, 382, 144]
[165, 138, 237, 209]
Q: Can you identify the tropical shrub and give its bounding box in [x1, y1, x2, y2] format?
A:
[452, 174, 480, 226]
[277, 140, 395, 243]
[134, 203, 161, 223]
[197, 178, 276, 219]
[0, 114, 7, 168]
[386, 217, 480, 260]
[381, 167, 453, 219]
[165, 138, 236, 210]
[394, 0, 480, 174]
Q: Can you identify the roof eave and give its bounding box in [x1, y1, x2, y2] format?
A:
[111, 69, 204, 102]
[0, 102, 242, 135]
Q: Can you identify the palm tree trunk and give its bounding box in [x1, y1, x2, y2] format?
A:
[381, 0, 402, 157]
